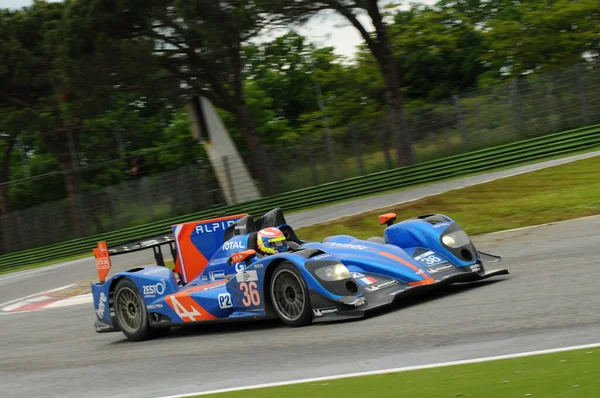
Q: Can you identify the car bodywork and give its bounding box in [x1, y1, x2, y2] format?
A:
[91, 208, 509, 339]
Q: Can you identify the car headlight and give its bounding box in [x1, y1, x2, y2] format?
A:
[441, 230, 471, 248]
[314, 263, 351, 281]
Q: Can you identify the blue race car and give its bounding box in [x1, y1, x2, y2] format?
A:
[91, 208, 509, 341]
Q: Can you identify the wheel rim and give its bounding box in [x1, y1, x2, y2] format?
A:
[115, 287, 143, 334]
[271, 269, 306, 322]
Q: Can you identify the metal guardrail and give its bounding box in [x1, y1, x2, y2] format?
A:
[1, 123, 599, 272]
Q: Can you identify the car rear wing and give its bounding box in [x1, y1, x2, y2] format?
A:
[92, 235, 178, 283]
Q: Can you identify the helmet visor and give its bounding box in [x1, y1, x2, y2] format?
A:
[269, 236, 286, 247]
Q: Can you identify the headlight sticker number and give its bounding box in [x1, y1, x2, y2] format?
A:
[414, 251, 448, 267]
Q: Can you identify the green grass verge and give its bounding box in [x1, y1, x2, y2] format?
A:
[286, 145, 600, 215]
[195, 347, 599, 398]
[295, 155, 600, 241]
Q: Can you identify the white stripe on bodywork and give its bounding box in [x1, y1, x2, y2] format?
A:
[173, 224, 187, 282]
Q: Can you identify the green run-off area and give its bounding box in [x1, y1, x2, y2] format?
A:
[296, 155, 600, 241]
[198, 347, 600, 398]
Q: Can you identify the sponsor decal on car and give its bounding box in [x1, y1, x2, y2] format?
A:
[312, 254, 333, 261]
[348, 297, 366, 307]
[414, 251, 449, 267]
[428, 264, 454, 274]
[351, 272, 365, 278]
[143, 279, 167, 298]
[147, 304, 163, 309]
[236, 270, 258, 283]
[195, 220, 236, 234]
[223, 240, 245, 251]
[432, 222, 451, 228]
[96, 292, 107, 318]
[313, 307, 338, 316]
[218, 293, 233, 309]
[414, 250, 435, 261]
[365, 279, 399, 292]
[234, 262, 245, 273]
[471, 263, 482, 273]
[325, 242, 368, 250]
[209, 270, 226, 281]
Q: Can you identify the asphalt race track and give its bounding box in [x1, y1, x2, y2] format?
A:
[1, 151, 600, 398]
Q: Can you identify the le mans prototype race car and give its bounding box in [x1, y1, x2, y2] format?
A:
[91, 208, 509, 341]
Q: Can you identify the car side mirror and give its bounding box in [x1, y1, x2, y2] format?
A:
[229, 249, 256, 266]
[379, 213, 397, 227]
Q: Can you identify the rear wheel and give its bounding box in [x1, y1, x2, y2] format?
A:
[114, 278, 167, 341]
[270, 262, 313, 327]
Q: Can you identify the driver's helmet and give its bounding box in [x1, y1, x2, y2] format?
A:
[256, 227, 288, 255]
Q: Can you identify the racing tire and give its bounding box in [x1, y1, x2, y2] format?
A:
[270, 262, 313, 327]
[113, 278, 155, 342]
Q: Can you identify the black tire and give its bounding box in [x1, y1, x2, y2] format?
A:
[269, 262, 313, 327]
[113, 278, 154, 342]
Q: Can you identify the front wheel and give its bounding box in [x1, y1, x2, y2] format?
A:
[270, 262, 313, 327]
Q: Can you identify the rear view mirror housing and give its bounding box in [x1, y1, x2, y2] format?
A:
[378, 213, 397, 227]
[229, 249, 256, 266]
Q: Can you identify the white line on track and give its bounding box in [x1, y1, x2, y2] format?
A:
[0, 283, 75, 308]
[483, 213, 600, 235]
[157, 342, 600, 398]
[0, 257, 90, 283]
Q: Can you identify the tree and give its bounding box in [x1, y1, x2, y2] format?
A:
[260, 0, 415, 166]
[388, 5, 488, 101]
[63, 0, 283, 194]
[482, 0, 600, 77]
[0, 1, 76, 220]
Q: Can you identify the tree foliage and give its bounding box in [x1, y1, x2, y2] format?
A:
[1, 0, 598, 228]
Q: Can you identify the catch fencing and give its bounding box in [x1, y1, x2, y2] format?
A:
[1, 61, 600, 255]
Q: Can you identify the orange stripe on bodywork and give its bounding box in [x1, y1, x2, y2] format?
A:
[379, 251, 434, 285]
[165, 289, 218, 323]
[409, 278, 435, 286]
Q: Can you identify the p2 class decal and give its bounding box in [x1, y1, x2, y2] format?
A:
[218, 293, 233, 309]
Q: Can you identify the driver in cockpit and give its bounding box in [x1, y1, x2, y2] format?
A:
[256, 227, 289, 255]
